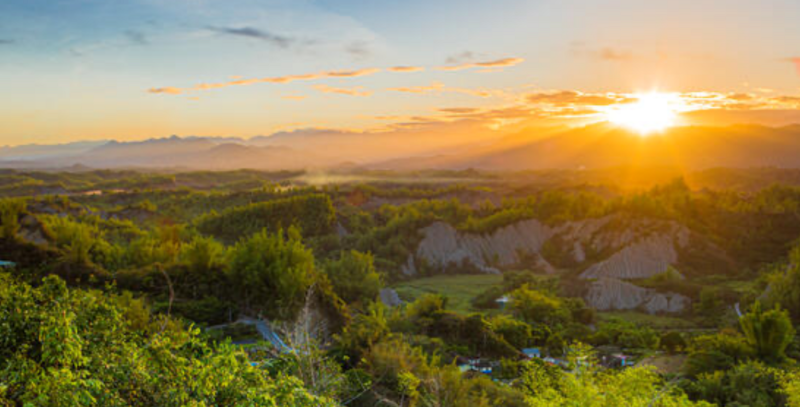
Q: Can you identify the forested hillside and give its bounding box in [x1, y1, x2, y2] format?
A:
[1, 168, 800, 406]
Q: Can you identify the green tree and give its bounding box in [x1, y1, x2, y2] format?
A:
[227, 227, 315, 320]
[685, 361, 784, 407]
[0, 198, 25, 239]
[520, 348, 711, 407]
[335, 301, 390, 362]
[324, 250, 383, 304]
[739, 301, 795, 364]
[41, 215, 100, 265]
[0, 273, 336, 406]
[180, 234, 225, 275]
[508, 285, 570, 326]
[661, 331, 687, 354]
[765, 245, 800, 322]
[685, 331, 754, 377]
[695, 287, 725, 325]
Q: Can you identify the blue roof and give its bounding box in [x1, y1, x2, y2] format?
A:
[0, 261, 16, 267]
[522, 348, 541, 355]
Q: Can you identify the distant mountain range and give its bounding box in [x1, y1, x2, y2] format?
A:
[369, 123, 800, 170]
[3, 123, 800, 171]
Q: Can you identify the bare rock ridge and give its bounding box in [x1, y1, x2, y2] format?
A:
[585, 278, 689, 313]
[579, 229, 689, 280]
[413, 220, 555, 274]
[406, 216, 695, 314]
[379, 288, 403, 307]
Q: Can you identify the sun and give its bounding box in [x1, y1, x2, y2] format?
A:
[605, 92, 681, 135]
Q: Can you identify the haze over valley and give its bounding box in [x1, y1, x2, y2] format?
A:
[3, 1, 800, 406]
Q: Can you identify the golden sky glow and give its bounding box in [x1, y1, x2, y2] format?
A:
[605, 92, 682, 135]
[1, 0, 800, 145]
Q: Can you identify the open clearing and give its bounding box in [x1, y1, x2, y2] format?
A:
[392, 274, 503, 314]
[598, 311, 699, 330]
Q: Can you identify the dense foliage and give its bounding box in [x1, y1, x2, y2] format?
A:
[0, 273, 335, 406]
[1, 168, 800, 405]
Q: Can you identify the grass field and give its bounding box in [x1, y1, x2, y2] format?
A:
[392, 274, 503, 314]
[598, 311, 700, 330]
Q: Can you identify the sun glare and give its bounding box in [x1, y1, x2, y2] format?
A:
[606, 92, 681, 135]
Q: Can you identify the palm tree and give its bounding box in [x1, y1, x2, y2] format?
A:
[739, 301, 795, 364]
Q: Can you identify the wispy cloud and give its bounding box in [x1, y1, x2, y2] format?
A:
[324, 68, 380, 78]
[208, 26, 303, 49]
[526, 90, 631, 106]
[148, 87, 184, 95]
[313, 84, 372, 97]
[387, 81, 445, 93]
[124, 30, 148, 45]
[435, 57, 524, 72]
[0, 39, 14, 45]
[770, 96, 800, 107]
[597, 47, 633, 61]
[571, 42, 634, 61]
[387, 81, 495, 97]
[345, 40, 372, 59]
[376, 89, 800, 132]
[149, 68, 381, 95]
[282, 95, 307, 101]
[436, 107, 481, 114]
[788, 57, 800, 77]
[387, 66, 424, 72]
[445, 51, 481, 64]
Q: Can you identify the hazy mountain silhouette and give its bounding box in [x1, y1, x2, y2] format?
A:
[369, 123, 800, 170]
[4, 123, 800, 170]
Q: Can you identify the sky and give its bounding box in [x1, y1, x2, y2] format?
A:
[1, 0, 800, 145]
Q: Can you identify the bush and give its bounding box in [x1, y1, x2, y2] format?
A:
[0, 273, 335, 406]
[685, 331, 754, 377]
[324, 250, 383, 304]
[196, 193, 335, 242]
[661, 331, 688, 353]
[226, 227, 316, 320]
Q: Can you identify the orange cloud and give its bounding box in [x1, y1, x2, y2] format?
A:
[313, 84, 372, 97]
[387, 81, 495, 98]
[771, 96, 800, 107]
[435, 57, 524, 72]
[148, 87, 184, 95]
[788, 57, 800, 77]
[324, 68, 381, 78]
[282, 95, 307, 101]
[150, 68, 381, 95]
[388, 66, 424, 72]
[388, 81, 446, 94]
[598, 47, 633, 61]
[526, 90, 630, 106]
[436, 107, 481, 114]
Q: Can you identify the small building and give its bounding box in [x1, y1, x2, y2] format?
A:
[600, 353, 634, 368]
[522, 348, 542, 359]
[0, 261, 16, 268]
[495, 296, 510, 310]
[458, 358, 496, 375]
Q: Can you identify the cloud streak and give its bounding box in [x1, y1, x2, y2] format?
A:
[208, 26, 301, 49]
[526, 90, 632, 106]
[149, 68, 381, 95]
[148, 54, 521, 96]
[345, 40, 371, 58]
[571, 42, 634, 61]
[789, 57, 800, 77]
[313, 84, 372, 97]
[387, 81, 495, 97]
[125, 30, 148, 45]
[388, 66, 424, 72]
[435, 57, 524, 72]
